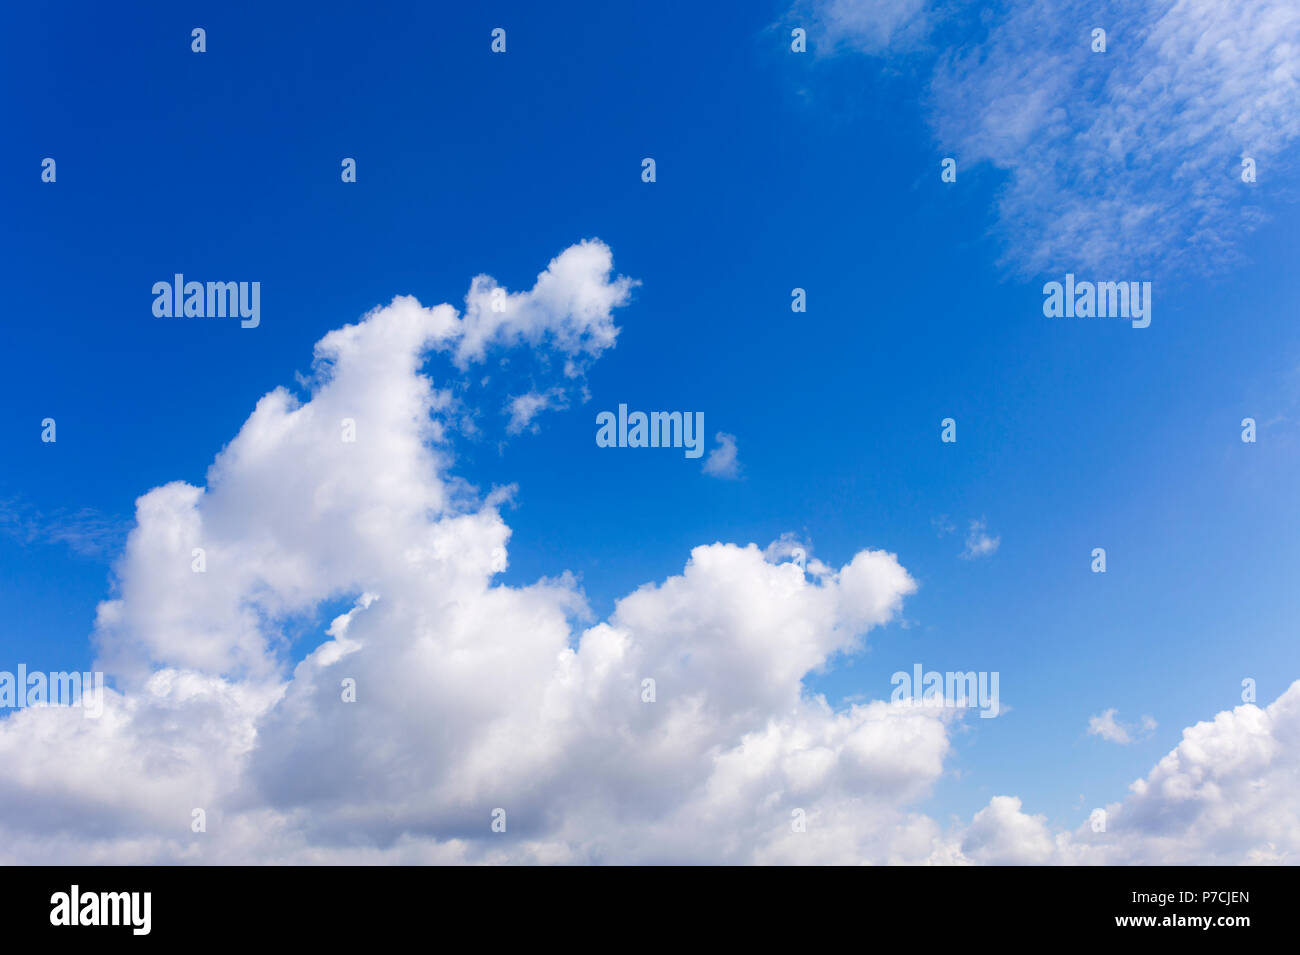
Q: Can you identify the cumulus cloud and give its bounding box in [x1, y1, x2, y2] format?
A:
[960, 682, 1300, 864]
[961, 795, 1059, 865]
[702, 431, 741, 479]
[1081, 683, 1300, 864]
[1088, 708, 1157, 744]
[0, 242, 953, 864]
[1, 241, 1295, 865]
[455, 239, 638, 368]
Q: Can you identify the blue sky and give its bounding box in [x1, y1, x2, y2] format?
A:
[2, 0, 1299, 862]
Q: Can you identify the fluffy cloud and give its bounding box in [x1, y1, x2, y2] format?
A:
[963, 682, 1300, 864]
[455, 239, 637, 368]
[0, 242, 951, 864]
[1, 242, 1295, 864]
[961, 796, 1059, 865]
[1081, 683, 1300, 864]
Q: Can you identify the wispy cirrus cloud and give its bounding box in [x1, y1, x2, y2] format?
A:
[0, 499, 129, 559]
[792, 0, 933, 54]
[800, 0, 1300, 276]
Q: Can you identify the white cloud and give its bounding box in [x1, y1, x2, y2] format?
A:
[1088, 708, 1157, 745]
[505, 389, 565, 435]
[796, 0, 933, 54]
[1079, 683, 1300, 863]
[959, 518, 1000, 560]
[2, 242, 1296, 865]
[0, 242, 950, 864]
[931, 515, 956, 537]
[702, 431, 741, 479]
[454, 240, 638, 368]
[805, 0, 1300, 275]
[961, 795, 1058, 865]
[0, 499, 127, 559]
[960, 682, 1300, 864]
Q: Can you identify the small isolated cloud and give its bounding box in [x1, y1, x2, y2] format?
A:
[931, 515, 956, 536]
[959, 519, 999, 560]
[1088, 709, 1157, 745]
[504, 389, 566, 435]
[703, 432, 741, 479]
[455, 240, 637, 368]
